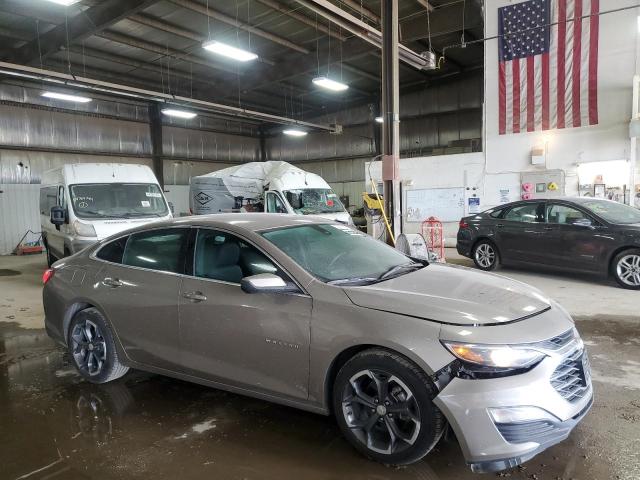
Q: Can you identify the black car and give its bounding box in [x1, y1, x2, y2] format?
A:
[457, 197, 640, 289]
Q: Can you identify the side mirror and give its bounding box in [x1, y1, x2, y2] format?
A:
[50, 205, 66, 226]
[241, 273, 299, 294]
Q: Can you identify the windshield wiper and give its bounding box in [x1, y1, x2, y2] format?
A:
[126, 212, 164, 218]
[327, 276, 378, 286]
[377, 262, 425, 281]
[78, 210, 121, 219]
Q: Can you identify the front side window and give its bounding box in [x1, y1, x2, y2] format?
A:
[504, 204, 543, 223]
[266, 192, 287, 213]
[261, 224, 415, 283]
[581, 199, 640, 225]
[546, 204, 590, 225]
[40, 186, 58, 214]
[70, 183, 168, 219]
[284, 189, 345, 215]
[122, 228, 188, 274]
[194, 229, 279, 283]
[97, 237, 128, 263]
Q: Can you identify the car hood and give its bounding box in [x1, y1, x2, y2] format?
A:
[342, 264, 551, 326]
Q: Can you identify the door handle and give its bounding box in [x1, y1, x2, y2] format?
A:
[102, 277, 123, 288]
[543, 226, 554, 231]
[183, 291, 207, 302]
[496, 223, 504, 228]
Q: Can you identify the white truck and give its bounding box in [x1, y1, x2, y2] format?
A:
[189, 161, 353, 224]
[40, 163, 172, 265]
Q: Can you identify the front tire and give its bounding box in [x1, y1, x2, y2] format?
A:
[612, 249, 640, 290]
[333, 349, 445, 466]
[67, 308, 129, 384]
[472, 240, 499, 271]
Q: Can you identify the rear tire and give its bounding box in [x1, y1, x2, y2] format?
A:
[333, 349, 445, 466]
[612, 249, 640, 290]
[472, 240, 499, 271]
[67, 308, 129, 384]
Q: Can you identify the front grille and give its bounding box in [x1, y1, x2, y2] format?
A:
[540, 328, 575, 350]
[550, 348, 591, 403]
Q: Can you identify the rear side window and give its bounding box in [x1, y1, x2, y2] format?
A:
[122, 228, 189, 274]
[488, 209, 504, 218]
[96, 237, 128, 264]
[504, 204, 543, 223]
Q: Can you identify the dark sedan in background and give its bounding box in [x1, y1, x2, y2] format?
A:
[457, 197, 640, 289]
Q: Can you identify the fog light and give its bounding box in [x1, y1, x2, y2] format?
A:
[488, 406, 559, 424]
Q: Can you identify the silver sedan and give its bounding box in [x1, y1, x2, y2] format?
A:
[43, 214, 593, 472]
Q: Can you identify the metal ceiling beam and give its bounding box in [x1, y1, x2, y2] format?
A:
[414, 0, 434, 12]
[0, 60, 336, 131]
[0, 0, 64, 25]
[168, 0, 310, 55]
[341, 63, 380, 83]
[400, 2, 482, 42]
[128, 13, 275, 66]
[253, 0, 347, 41]
[3, 0, 161, 65]
[338, 0, 379, 24]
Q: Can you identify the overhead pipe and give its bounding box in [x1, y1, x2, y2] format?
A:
[338, 0, 380, 24]
[0, 61, 336, 132]
[294, 0, 435, 71]
[168, 0, 310, 55]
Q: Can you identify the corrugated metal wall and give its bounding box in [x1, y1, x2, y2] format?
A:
[0, 184, 41, 255]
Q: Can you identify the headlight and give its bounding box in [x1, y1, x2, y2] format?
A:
[73, 220, 97, 237]
[442, 341, 546, 369]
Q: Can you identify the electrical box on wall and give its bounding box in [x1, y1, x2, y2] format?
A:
[531, 147, 545, 165]
[521, 170, 565, 199]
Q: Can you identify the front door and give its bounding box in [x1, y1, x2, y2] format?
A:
[178, 228, 312, 400]
[496, 202, 548, 263]
[97, 227, 190, 371]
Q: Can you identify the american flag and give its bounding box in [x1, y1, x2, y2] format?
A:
[498, 0, 599, 135]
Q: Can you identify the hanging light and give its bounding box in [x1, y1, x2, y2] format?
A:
[312, 76, 349, 92]
[202, 40, 258, 62]
[44, 0, 80, 5]
[375, 116, 384, 123]
[283, 129, 308, 137]
[161, 109, 197, 119]
[41, 91, 91, 103]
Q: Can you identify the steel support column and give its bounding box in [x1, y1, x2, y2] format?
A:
[149, 103, 164, 189]
[381, 0, 401, 241]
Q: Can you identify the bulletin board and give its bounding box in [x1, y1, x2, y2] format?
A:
[405, 188, 465, 222]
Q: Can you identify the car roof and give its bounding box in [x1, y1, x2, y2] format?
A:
[493, 196, 609, 209]
[145, 213, 334, 233]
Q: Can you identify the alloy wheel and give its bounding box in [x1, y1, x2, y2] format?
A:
[71, 319, 107, 376]
[341, 369, 421, 455]
[475, 243, 496, 268]
[616, 254, 640, 287]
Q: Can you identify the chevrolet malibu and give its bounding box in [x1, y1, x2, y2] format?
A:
[43, 214, 593, 472]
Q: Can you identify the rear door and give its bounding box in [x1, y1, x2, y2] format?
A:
[96, 227, 189, 371]
[178, 227, 312, 400]
[496, 202, 547, 263]
[542, 202, 611, 271]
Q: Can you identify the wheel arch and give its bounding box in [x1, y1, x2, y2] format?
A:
[471, 236, 499, 254]
[607, 245, 640, 274]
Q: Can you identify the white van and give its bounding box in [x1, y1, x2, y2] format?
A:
[190, 161, 353, 224]
[40, 163, 172, 265]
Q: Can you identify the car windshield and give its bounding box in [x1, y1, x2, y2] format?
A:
[581, 200, 640, 225]
[284, 188, 345, 215]
[70, 183, 169, 219]
[261, 224, 423, 284]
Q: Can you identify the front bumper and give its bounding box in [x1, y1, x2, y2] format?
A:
[434, 347, 593, 472]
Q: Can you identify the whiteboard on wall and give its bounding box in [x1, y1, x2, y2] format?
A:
[405, 188, 465, 222]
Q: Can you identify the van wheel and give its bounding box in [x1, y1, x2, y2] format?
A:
[472, 240, 500, 271]
[68, 308, 129, 384]
[612, 249, 640, 290]
[333, 349, 445, 466]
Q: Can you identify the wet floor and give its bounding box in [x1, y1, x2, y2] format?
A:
[1, 255, 639, 480]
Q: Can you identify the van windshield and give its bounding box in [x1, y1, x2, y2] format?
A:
[284, 188, 345, 215]
[70, 183, 168, 219]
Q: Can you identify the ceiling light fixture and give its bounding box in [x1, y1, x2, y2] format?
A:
[312, 76, 349, 92]
[283, 129, 308, 137]
[44, 0, 81, 5]
[41, 91, 92, 103]
[375, 116, 383, 123]
[161, 109, 197, 119]
[202, 40, 258, 62]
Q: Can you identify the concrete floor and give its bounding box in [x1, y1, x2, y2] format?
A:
[1, 253, 639, 480]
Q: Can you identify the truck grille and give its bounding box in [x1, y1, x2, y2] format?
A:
[550, 348, 591, 403]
